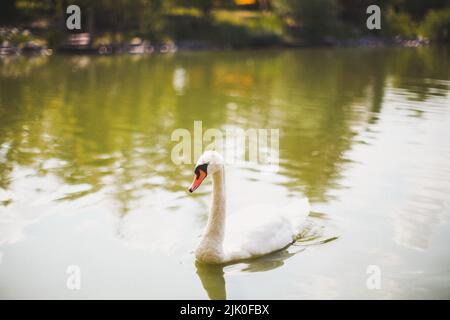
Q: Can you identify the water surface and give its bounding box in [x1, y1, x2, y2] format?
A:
[0, 47, 449, 299]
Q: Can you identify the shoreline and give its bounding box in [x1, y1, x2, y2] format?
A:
[0, 36, 432, 58]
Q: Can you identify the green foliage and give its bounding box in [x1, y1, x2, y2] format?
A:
[169, 0, 217, 16]
[383, 9, 417, 38]
[420, 8, 450, 41]
[274, 0, 341, 43]
[2, 0, 450, 46]
[165, 10, 283, 47]
[389, 0, 449, 21]
[193, 0, 215, 16]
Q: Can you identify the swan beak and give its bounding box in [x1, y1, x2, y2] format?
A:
[189, 169, 207, 193]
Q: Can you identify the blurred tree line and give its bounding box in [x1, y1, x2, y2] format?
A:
[0, 0, 449, 44]
[274, 0, 450, 42]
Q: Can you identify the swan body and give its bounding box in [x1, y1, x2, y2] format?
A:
[189, 151, 310, 264]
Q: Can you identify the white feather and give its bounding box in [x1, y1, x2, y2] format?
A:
[223, 198, 310, 262]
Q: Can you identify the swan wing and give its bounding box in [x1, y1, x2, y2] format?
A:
[223, 198, 310, 262]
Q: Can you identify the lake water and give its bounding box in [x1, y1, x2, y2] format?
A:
[0, 47, 449, 299]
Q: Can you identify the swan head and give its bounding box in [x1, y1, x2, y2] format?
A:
[189, 150, 224, 193]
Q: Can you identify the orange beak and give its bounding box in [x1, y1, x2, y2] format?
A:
[189, 169, 207, 193]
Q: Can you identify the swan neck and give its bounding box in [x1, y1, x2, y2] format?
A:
[196, 166, 226, 263]
[212, 168, 225, 208]
[207, 167, 226, 239]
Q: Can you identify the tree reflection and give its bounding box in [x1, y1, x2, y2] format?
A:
[0, 47, 449, 209]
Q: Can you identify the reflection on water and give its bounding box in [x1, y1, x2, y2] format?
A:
[0, 46, 449, 299]
[196, 249, 301, 300]
[196, 219, 337, 300]
[196, 261, 226, 300]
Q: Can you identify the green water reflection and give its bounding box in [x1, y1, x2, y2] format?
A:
[0, 46, 449, 299]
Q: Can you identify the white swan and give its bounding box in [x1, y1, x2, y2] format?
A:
[189, 151, 310, 264]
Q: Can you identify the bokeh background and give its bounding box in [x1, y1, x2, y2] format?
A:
[1, 0, 449, 53]
[1, 1, 450, 300]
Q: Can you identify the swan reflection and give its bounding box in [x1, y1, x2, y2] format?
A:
[195, 241, 311, 299]
[194, 214, 337, 299]
[195, 261, 227, 300]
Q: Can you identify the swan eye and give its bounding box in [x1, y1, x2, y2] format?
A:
[194, 163, 208, 177]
